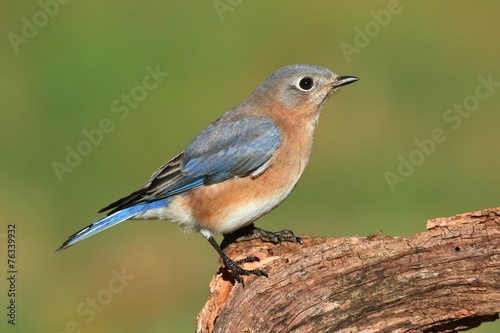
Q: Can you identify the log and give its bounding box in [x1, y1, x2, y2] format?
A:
[196, 207, 500, 333]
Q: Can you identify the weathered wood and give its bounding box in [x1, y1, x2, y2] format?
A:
[196, 207, 500, 333]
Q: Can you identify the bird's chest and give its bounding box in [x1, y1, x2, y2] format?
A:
[188, 127, 314, 232]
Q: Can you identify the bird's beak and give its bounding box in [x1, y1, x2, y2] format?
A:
[333, 76, 359, 88]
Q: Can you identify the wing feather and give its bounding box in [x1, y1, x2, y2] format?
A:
[99, 116, 281, 214]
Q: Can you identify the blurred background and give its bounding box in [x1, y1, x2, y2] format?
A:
[1, 1, 499, 332]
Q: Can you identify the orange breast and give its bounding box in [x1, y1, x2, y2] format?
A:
[181, 113, 317, 234]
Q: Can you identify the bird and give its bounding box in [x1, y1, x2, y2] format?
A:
[57, 64, 358, 285]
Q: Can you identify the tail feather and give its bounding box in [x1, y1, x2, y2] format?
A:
[56, 204, 146, 252]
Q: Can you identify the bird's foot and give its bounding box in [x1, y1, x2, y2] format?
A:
[234, 226, 304, 245]
[218, 224, 303, 285]
[223, 255, 268, 286]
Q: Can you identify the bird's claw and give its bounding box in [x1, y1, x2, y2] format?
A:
[223, 255, 268, 286]
[236, 227, 303, 245]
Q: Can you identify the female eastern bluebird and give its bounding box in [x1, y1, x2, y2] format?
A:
[57, 64, 358, 284]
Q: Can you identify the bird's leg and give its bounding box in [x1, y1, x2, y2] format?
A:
[208, 224, 302, 285]
[223, 223, 304, 246]
[206, 235, 268, 286]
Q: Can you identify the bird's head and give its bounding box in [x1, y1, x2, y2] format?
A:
[257, 64, 358, 116]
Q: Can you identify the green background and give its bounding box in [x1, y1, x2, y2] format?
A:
[1, 1, 499, 332]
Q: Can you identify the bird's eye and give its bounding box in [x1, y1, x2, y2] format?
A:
[298, 77, 314, 91]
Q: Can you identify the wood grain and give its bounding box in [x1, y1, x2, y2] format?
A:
[196, 207, 500, 333]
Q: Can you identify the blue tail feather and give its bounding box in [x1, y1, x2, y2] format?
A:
[56, 204, 148, 252]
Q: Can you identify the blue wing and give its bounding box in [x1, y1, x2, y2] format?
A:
[57, 115, 281, 251]
[99, 116, 281, 214]
[183, 116, 281, 183]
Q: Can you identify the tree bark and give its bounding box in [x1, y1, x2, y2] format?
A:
[196, 207, 500, 333]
